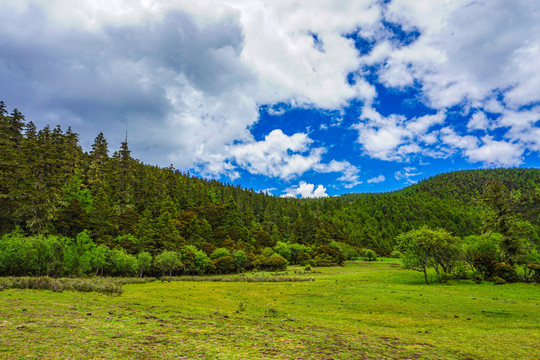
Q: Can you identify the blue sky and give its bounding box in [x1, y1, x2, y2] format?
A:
[1, 0, 539, 198]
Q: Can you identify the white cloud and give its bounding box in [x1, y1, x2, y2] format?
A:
[0, 0, 383, 175]
[395, 166, 421, 184]
[225, 130, 361, 187]
[440, 128, 523, 167]
[379, 0, 540, 110]
[467, 112, 490, 132]
[465, 137, 523, 167]
[1, 0, 539, 188]
[313, 160, 361, 188]
[282, 181, 329, 199]
[367, 175, 385, 184]
[353, 108, 445, 161]
[233, 0, 381, 108]
[226, 129, 319, 179]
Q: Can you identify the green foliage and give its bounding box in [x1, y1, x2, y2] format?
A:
[1, 103, 539, 281]
[63, 231, 95, 276]
[332, 241, 359, 260]
[473, 255, 498, 278]
[210, 247, 231, 260]
[108, 249, 138, 276]
[0, 229, 64, 276]
[213, 256, 235, 274]
[193, 249, 214, 275]
[136, 251, 153, 277]
[312, 245, 345, 266]
[89, 244, 109, 276]
[360, 249, 378, 261]
[396, 226, 462, 284]
[154, 250, 181, 281]
[232, 249, 248, 272]
[273, 241, 292, 261]
[263, 254, 289, 271]
[491, 261, 519, 283]
[463, 233, 501, 270]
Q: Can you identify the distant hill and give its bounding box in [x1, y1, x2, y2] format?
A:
[329, 168, 540, 252]
[400, 168, 540, 225]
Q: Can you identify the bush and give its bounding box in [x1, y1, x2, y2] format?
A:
[154, 251, 181, 281]
[527, 263, 540, 283]
[361, 249, 378, 261]
[492, 261, 519, 283]
[264, 254, 288, 271]
[213, 256, 235, 274]
[390, 250, 402, 258]
[473, 255, 497, 277]
[0, 277, 123, 295]
[313, 245, 345, 266]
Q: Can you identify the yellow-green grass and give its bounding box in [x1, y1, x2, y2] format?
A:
[1, 260, 538, 359]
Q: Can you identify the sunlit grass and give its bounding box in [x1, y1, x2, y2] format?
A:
[1, 260, 538, 359]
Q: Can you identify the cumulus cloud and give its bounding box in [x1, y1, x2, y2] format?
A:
[356, 0, 540, 167]
[313, 160, 361, 188]
[0, 0, 381, 172]
[380, 0, 540, 110]
[282, 181, 329, 199]
[227, 129, 321, 179]
[467, 112, 490, 132]
[225, 130, 361, 187]
[440, 127, 523, 167]
[367, 175, 385, 184]
[353, 108, 445, 161]
[1, 0, 539, 193]
[465, 137, 523, 167]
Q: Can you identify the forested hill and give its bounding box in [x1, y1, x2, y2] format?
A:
[1, 102, 539, 256]
[401, 169, 540, 226]
[332, 168, 540, 251]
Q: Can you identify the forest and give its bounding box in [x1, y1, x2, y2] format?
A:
[1, 101, 539, 282]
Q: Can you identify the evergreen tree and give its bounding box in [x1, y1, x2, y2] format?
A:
[88, 132, 109, 186]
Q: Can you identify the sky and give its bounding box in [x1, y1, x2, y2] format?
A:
[1, 0, 539, 198]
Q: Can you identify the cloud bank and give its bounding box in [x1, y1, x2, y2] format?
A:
[0, 0, 538, 194]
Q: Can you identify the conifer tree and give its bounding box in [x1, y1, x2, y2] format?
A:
[88, 132, 109, 186]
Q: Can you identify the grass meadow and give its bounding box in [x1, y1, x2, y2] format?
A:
[1, 259, 538, 359]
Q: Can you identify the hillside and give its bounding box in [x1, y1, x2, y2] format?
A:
[1, 103, 539, 256]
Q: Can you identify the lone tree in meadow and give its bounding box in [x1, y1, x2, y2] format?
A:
[396, 225, 462, 284]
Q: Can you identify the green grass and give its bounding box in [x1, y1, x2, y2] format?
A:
[1, 260, 538, 359]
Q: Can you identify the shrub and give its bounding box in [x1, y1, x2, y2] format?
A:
[264, 254, 288, 271]
[492, 261, 518, 283]
[361, 249, 378, 261]
[313, 245, 345, 266]
[232, 250, 248, 273]
[273, 242, 292, 261]
[213, 256, 235, 274]
[473, 255, 497, 277]
[390, 250, 402, 258]
[527, 263, 540, 283]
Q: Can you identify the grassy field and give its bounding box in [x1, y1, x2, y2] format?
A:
[1, 260, 538, 359]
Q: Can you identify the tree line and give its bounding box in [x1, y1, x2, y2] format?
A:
[1, 101, 539, 280]
[396, 181, 540, 284]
